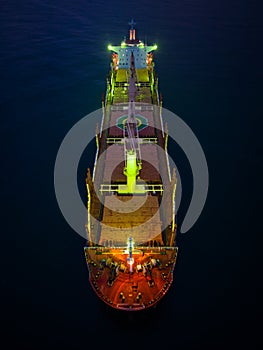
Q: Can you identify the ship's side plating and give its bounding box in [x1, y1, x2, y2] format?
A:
[84, 21, 178, 310]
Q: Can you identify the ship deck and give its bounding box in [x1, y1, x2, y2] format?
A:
[93, 65, 167, 246]
[85, 246, 178, 310]
[85, 54, 177, 310]
[99, 194, 163, 246]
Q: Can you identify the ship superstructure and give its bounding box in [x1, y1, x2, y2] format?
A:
[84, 20, 178, 310]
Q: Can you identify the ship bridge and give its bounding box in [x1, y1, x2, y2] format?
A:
[107, 19, 157, 69]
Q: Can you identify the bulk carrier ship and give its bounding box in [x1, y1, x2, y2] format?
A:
[84, 20, 178, 311]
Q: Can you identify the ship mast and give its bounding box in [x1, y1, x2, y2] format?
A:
[128, 18, 136, 42]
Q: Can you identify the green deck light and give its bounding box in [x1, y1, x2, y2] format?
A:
[125, 150, 137, 193]
[108, 44, 113, 51]
[153, 44, 158, 50]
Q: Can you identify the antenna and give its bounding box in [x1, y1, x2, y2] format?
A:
[128, 18, 136, 29]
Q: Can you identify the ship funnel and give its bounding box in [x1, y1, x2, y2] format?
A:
[129, 18, 136, 41]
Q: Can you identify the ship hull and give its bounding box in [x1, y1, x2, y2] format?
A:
[84, 23, 178, 311]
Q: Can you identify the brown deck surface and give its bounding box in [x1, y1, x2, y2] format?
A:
[99, 195, 162, 246]
[85, 246, 178, 310]
[102, 143, 161, 183]
[135, 87, 152, 103]
[108, 109, 156, 138]
[112, 87, 129, 104]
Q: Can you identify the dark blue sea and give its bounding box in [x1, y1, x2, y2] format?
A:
[1, 0, 262, 349]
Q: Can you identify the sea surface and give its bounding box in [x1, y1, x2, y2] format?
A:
[1, 0, 262, 349]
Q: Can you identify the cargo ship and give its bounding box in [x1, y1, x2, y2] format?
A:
[84, 20, 178, 311]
